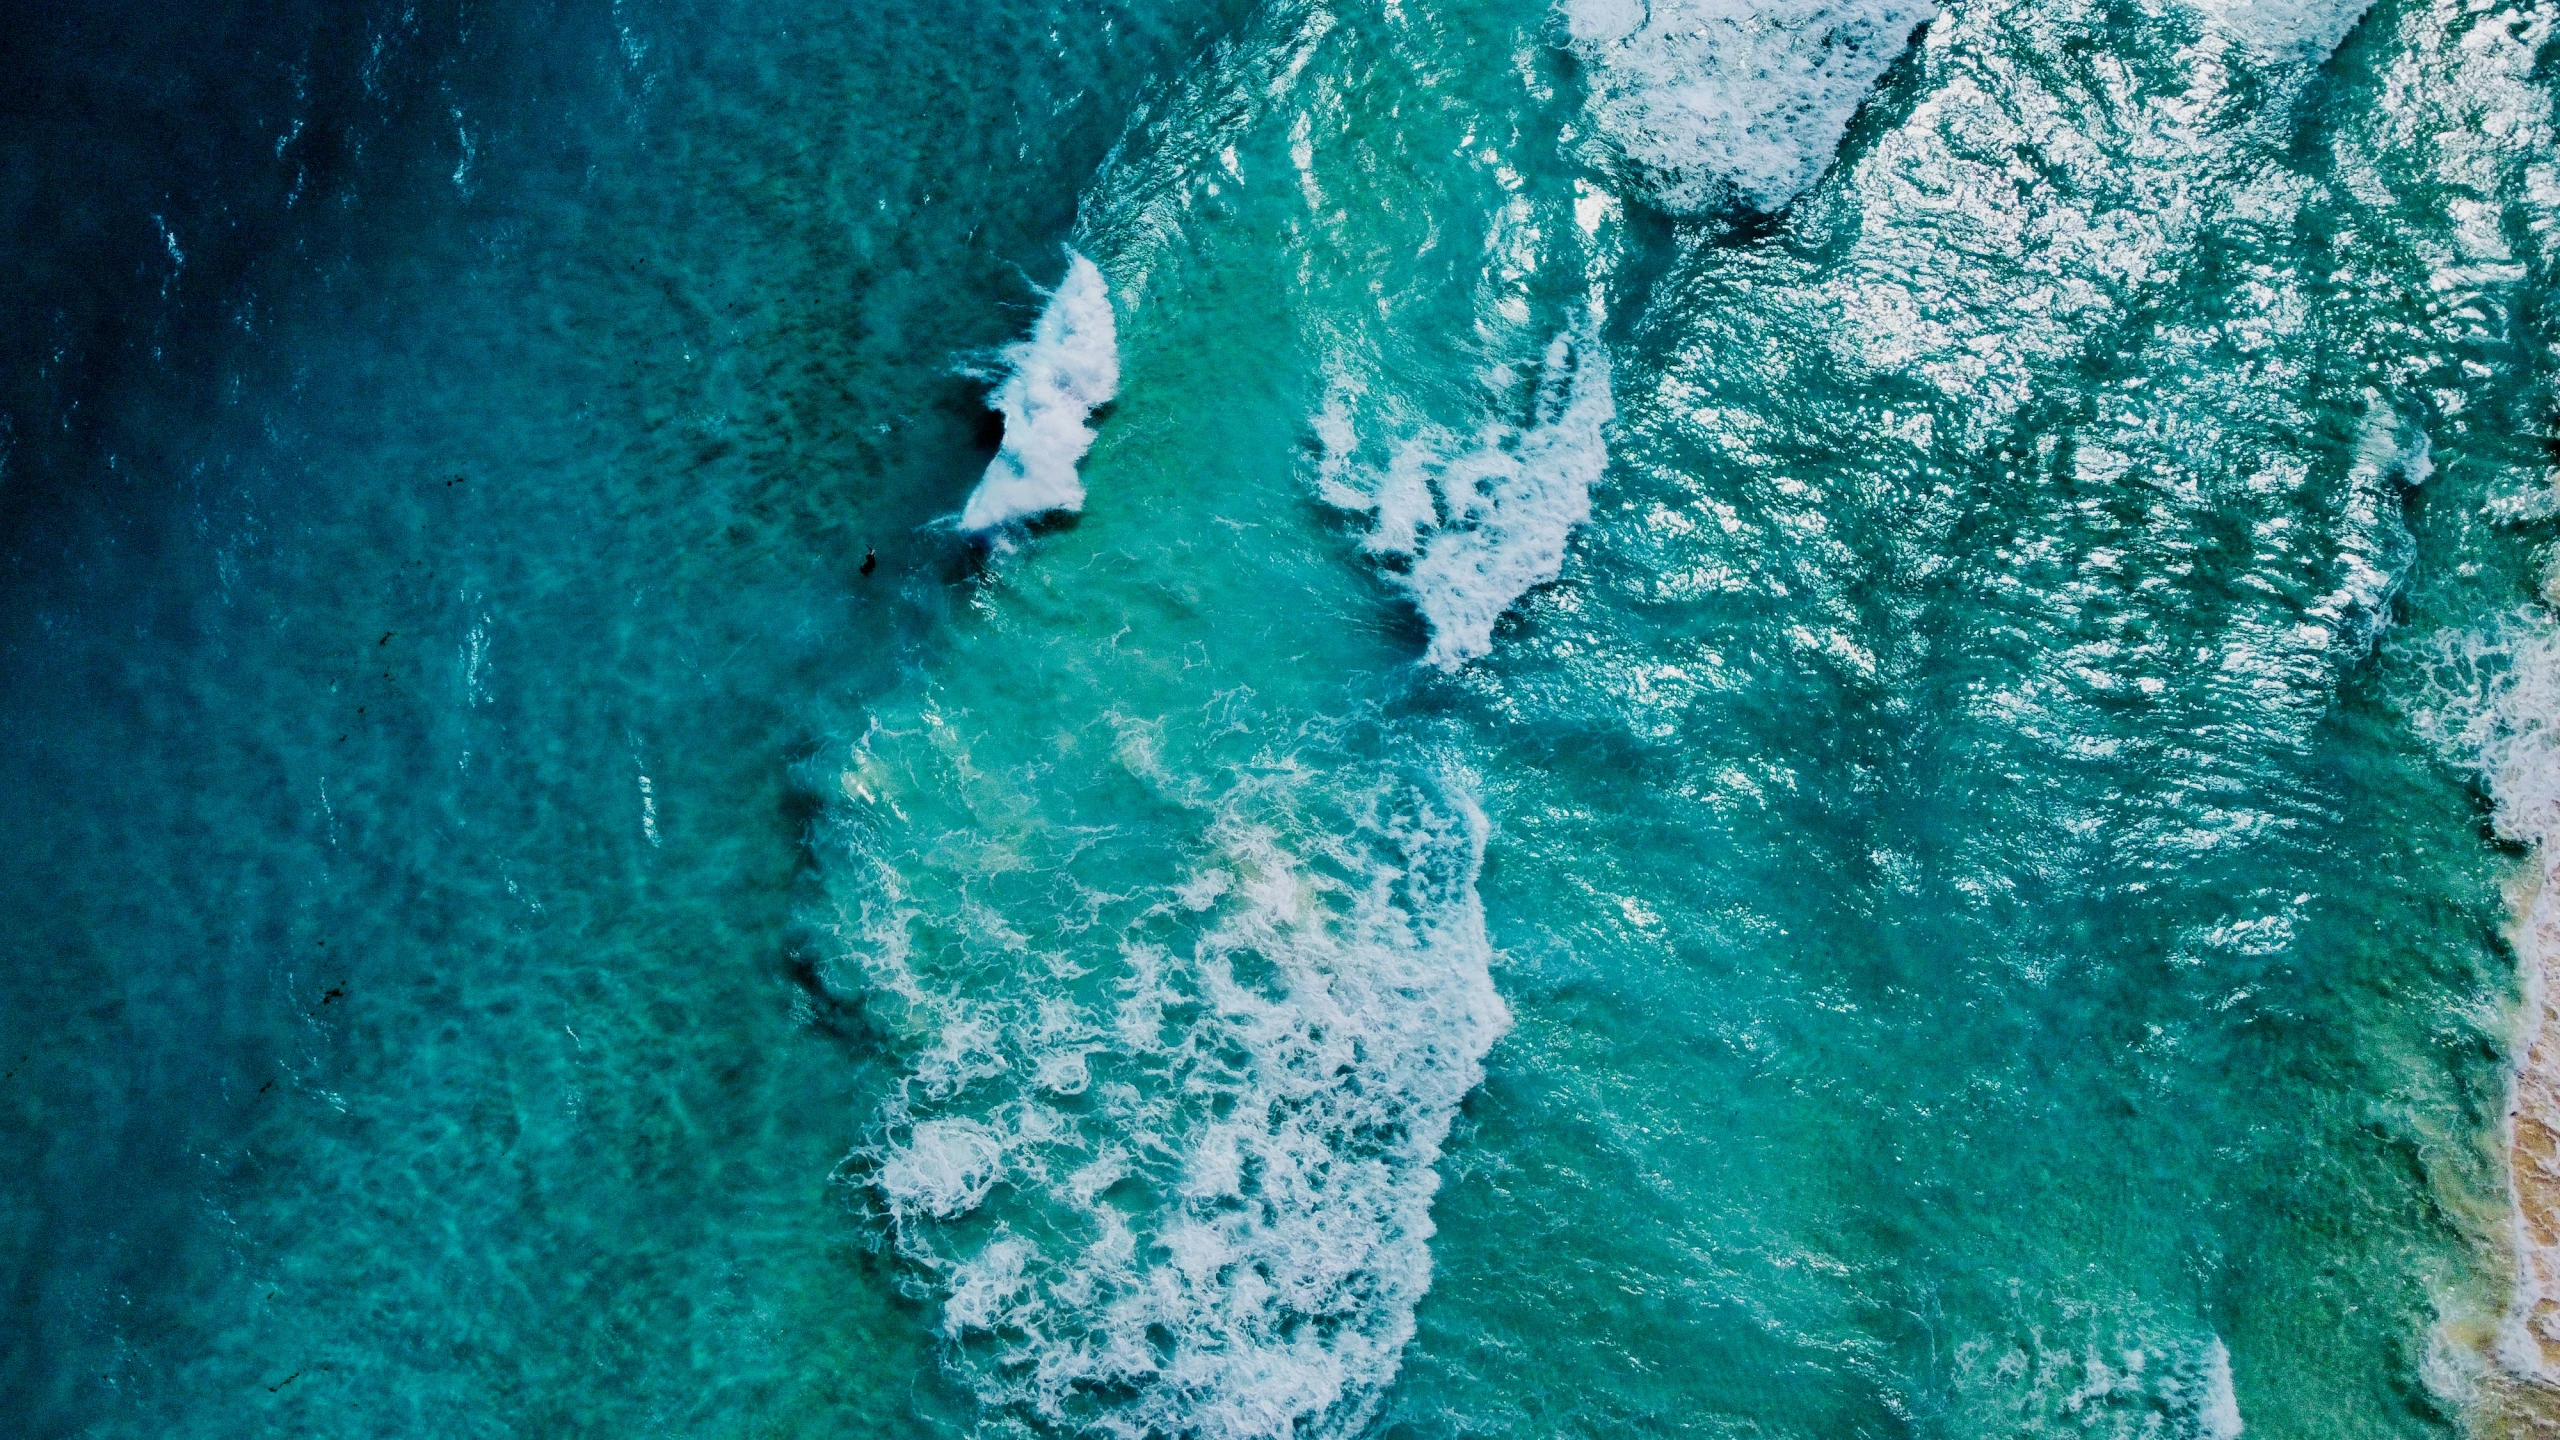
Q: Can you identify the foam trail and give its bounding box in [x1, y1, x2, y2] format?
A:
[1324, 330, 1614, 670]
[1560, 0, 1938, 216]
[2199, 1336, 2245, 1440]
[958, 250, 1121, 533]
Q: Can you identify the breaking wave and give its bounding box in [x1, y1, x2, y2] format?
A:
[814, 709, 1509, 1439]
[959, 250, 1121, 533]
[1943, 1308, 2246, 1440]
[1318, 328, 1614, 670]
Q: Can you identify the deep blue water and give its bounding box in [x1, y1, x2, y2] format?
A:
[1, 3, 1255, 1429]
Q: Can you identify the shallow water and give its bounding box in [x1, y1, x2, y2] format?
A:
[5, 0, 2558, 1437]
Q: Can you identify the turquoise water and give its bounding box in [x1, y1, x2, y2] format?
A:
[5, 0, 2558, 1436]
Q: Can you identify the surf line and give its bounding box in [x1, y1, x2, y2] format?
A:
[2427, 604, 2560, 1414]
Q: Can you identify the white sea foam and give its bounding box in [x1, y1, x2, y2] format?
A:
[958, 250, 1121, 533]
[825, 719, 1508, 1439]
[874, 1117, 1008, 1220]
[1322, 330, 1614, 669]
[1560, 0, 1938, 215]
[2386, 0, 2560, 1339]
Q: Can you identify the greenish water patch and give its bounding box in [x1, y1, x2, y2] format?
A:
[6, 0, 2559, 1437]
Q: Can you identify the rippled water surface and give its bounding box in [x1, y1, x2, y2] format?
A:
[5, 1, 2558, 1437]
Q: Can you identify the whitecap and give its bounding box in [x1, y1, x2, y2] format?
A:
[2199, 1336, 2245, 1440]
[958, 250, 1121, 533]
[1943, 1308, 2249, 1439]
[2182, 0, 2373, 58]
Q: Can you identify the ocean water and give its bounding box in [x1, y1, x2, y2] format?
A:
[5, 0, 2558, 1437]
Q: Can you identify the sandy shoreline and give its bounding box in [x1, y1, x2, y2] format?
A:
[2503, 860, 2560, 1380]
[2468, 856, 2560, 1436]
